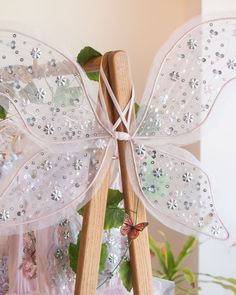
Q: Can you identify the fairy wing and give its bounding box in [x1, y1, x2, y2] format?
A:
[127, 18, 234, 239]
[0, 29, 113, 234]
[126, 141, 228, 239]
[131, 17, 236, 142]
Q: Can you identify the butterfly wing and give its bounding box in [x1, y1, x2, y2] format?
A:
[120, 213, 133, 236]
[0, 29, 113, 234]
[131, 17, 236, 142]
[129, 222, 148, 240]
[126, 141, 228, 240]
[134, 222, 149, 232]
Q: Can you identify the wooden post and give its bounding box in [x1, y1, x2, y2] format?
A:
[74, 55, 111, 295]
[107, 51, 153, 295]
[75, 51, 153, 295]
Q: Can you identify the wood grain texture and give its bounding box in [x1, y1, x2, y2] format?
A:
[83, 56, 102, 73]
[74, 55, 111, 295]
[107, 51, 154, 295]
[74, 175, 110, 295]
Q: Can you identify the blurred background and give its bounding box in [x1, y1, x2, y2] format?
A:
[0, 1, 235, 294]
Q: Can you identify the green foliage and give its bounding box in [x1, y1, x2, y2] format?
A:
[78, 189, 125, 230]
[182, 268, 196, 287]
[87, 72, 100, 82]
[104, 206, 124, 230]
[77, 46, 102, 82]
[175, 236, 196, 270]
[99, 243, 109, 272]
[119, 261, 132, 292]
[69, 233, 108, 273]
[150, 234, 197, 293]
[77, 46, 102, 66]
[0, 105, 6, 120]
[134, 102, 140, 114]
[198, 273, 236, 294]
[104, 189, 125, 230]
[151, 234, 236, 295]
[69, 234, 81, 272]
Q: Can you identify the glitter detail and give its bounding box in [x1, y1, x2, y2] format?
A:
[187, 39, 198, 50]
[167, 199, 178, 210]
[36, 88, 46, 100]
[43, 124, 54, 135]
[51, 190, 62, 201]
[135, 144, 146, 155]
[182, 172, 193, 183]
[0, 210, 10, 221]
[30, 48, 41, 59]
[55, 75, 67, 86]
[73, 159, 83, 170]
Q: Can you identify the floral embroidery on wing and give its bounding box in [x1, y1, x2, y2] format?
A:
[19, 231, 37, 280]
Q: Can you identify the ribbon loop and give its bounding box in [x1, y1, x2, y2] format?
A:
[114, 131, 131, 141]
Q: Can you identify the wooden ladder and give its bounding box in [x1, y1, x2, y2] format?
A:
[74, 51, 153, 295]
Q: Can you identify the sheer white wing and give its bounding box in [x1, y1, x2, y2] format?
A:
[126, 140, 228, 239]
[132, 17, 236, 142]
[0, 29, 113, 234]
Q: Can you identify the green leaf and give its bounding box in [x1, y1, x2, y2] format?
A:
[78, 189, 124, 229]
[149, 234, 168, 275]
[182, 267, 196, 288]
[77, 46, 102, 82]
[119, 260, 132, 292]
[87, 72, 100, 82]
[78, 206, 85, 216]
[175, 236, 196, 269]
[104, 207, 125, 230]
[201, 280, 236, 294]
[107, 189, 123, 206]
[176, 286, 199, 295]
[77, 46, 102, 66]
[99, 243, 108, 272]
[199, 273, 236, 285]
[104, 189, 124, 229]
[0, 105, 6, 120]
[165, 241, 176, 278]
[68, 234, 108, 273]
[134, 102, 140, 114]
[69, 234, 81, 272]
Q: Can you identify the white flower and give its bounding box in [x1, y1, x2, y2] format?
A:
[153, 168, 163, 178]
[211, 224, 222, 236]
[44, 124, 54, 135]
[55, 75, 67, 86]
[31, 48, 41, 59]
[135, 144, 146, 155]
[51, 189, 62, 201]
[189, 78, 199, 89]
[227, 59, 236, 70]
[183, 112, 194, 124]
[167, 199, 178, 210]
[96, 139, 107, 150]
[36, 88, 46, 100]
[182, 172, 193, 183]
[187, 39, 198, 50]
[0, 209, 10, 221]
[73, 159, 83, 170]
